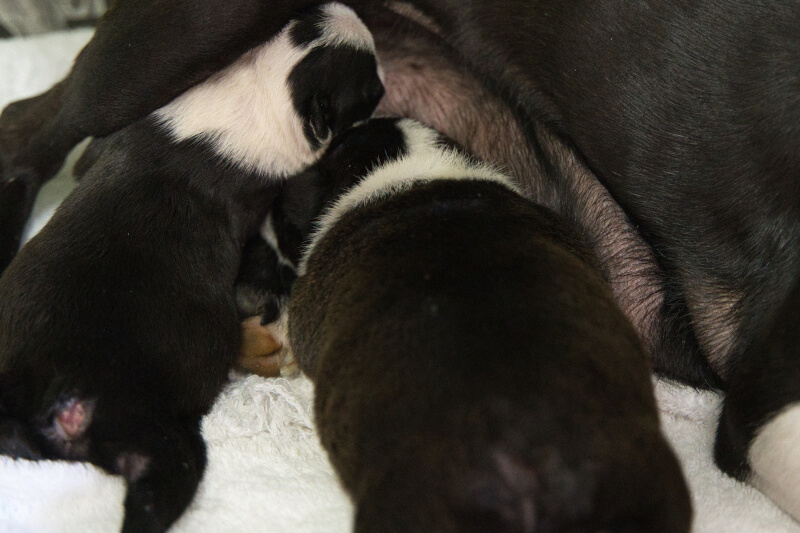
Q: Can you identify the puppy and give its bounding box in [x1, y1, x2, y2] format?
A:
[258, 117, 691, 532]
[0, 4, 382, 532]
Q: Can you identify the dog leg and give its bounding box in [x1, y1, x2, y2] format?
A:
[89, 413, 207, 533]
[715, 279, 800, 521]
[0, 81, 78, 270]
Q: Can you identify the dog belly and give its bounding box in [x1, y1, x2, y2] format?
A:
[363, 8, 699, 381]
[534, 1, 800, 378]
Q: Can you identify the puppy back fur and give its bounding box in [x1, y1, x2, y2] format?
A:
[285, 119, 691, 532]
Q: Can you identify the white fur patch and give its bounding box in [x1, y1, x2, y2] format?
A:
[318, 3, 376, 52]
[269, 310, 298, 377]
[259, 214, 296, 272]
[154, 3, 374, 178]
[299, 119, 519, 273]
[748, 402, 800, 521]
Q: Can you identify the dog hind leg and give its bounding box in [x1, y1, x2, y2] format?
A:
[716, 278, 800, 521]
[87, 412, 207, 533]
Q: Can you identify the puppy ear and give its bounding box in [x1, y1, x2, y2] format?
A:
[275, 168, 330, 259]
[289, 46, 384, 150]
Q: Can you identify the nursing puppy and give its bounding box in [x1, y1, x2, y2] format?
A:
[261, 118, 690, 532]
[0, 4, 382, 532]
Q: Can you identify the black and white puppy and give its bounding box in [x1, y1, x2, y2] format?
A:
[260, 118, 692, 532]
[0, 4, 382, 532]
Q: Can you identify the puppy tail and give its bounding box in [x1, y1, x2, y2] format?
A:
[89, 414, 207, 533]
[354, 447, 562, 533]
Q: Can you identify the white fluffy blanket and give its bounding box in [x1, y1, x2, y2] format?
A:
[0, 29, 798, 533]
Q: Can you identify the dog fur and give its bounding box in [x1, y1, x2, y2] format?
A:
[0, 4, 382, 531]
[268, 117, 692, 532]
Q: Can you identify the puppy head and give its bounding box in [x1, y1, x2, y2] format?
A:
[288, 3, 385, 150]
[240, 118, 502, 323]
[155, 3, 383, 178]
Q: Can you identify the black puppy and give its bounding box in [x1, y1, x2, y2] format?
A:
[4, 0, 800, 526]
[0, 4, 382, 532]
[259, 117, 690, 532]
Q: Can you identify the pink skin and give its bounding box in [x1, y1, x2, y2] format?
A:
[54, 398, 92, 440]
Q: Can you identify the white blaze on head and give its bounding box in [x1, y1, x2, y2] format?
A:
[154, 3, 375, 179]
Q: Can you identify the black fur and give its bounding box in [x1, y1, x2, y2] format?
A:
[291, 45, 384, 150]
[0, 121, 273, 532]
[2, 0, 800, 528]
[281, 119, 691, 532]
[234, 235, 291, 322]
[0, 5, 383, 531]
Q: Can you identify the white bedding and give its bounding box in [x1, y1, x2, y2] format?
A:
[0, 29, 797, 533]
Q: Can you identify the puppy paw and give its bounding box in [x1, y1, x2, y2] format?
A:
[238, 315, 297, 377]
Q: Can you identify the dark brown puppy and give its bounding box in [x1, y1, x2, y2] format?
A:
[0, 5, 382, 532]
[273, 118, 691, 532]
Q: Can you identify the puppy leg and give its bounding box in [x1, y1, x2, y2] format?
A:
[716, 279, 800, 521]
[0, 81, 76, 270]
[89, 413, 207, 533]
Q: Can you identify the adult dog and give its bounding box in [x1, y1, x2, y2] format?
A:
[1, 0, 799, 530]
